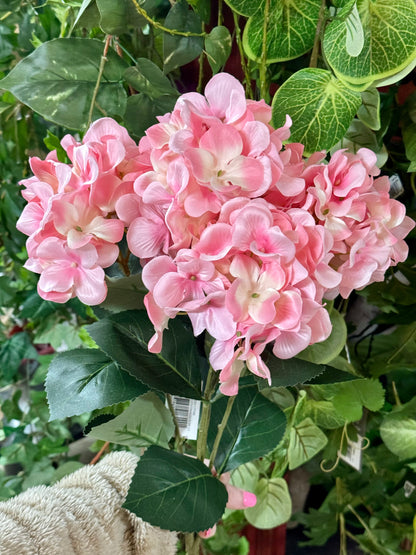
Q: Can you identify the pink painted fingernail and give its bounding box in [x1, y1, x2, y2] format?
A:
[243, 491, 257, 507]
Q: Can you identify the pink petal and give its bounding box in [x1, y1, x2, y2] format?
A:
[196, 223, 233, 260]
[127, 217, 170, 258]
[204, 73, 247, 122]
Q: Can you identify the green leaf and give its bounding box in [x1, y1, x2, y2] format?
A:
[86, 310, 204, 399]
[345, 2, 364, 57]
[34, 321, 83, 351]
[287, 417, 328, 469]
[380, 398, 416, 460]
[323, 0, 416, 86]
[101, 275, 147, 313]
[0, 275, 14, 305]
[303, 400, 347, 429]
[124, 446, 228, 532]
[403, 121, 416, 172]
[259, 352, 357, 388]
[0, 38, 128, 130]
[331, 379, 385, 421]
[124, 93, 177, 138]
[208, 385, 287, 473]
[271, 68, 361, 153]
[224, 0, 321, 62]
[230, 461, 259, 493]
[297, 309, 347, 365]
[46, 348, 147, 420]
[244, 477, 292, 529]
[357, 88, 381, 130]
[205, 26, 232, 74]
[96, 0, 145, 34]
[0, 333, 38, 381]
[124, 59, 179, 98]
[88, 392, 174, 448]
[163, 0, 203, 74]
[330, 118, 388, 167]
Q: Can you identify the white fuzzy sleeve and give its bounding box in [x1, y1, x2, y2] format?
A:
[0, 451, 177, 555]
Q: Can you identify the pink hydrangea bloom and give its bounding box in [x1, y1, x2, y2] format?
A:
[17, 73, 414, 392]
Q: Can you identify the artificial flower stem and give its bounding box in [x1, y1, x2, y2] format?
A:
[184, 531, 201, 555]
[209, 394, 236, 470]
[259, 0, 271, 102]
[196, 366, 218, 461]
[232, 12, 253, 99]
[87, 35, 111, 128]
[166, 393, 184, 454]
[309, 0, 327, 68]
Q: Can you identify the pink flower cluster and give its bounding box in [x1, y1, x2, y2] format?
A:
[17, 73, 414, 394]
[17, 119, 147, 304]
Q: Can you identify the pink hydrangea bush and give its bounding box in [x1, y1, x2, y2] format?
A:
[17, 73, 414, 395]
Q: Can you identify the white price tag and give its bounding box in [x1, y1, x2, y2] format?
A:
[168, 396, 201, 440]
[338, 434, 364, 471]
[389, 174, 404, 198]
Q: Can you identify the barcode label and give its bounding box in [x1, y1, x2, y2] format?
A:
[169, 396, 201, 440]
[338, 416, 367, 472]
[404, 481, 416, 498]
[338, 435, 363, 471]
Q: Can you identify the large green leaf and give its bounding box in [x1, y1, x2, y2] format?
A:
[380, 398, 416, 460]
[163, 0, 203, 74]
[101, 275, 147, 313]
[0, 38, 128, 130]
[244, 477, 292, 529]
[288, 417, 328, 469]
[124, 59, 179, 98]
[86, 310, 204, 399]
[259, 352, 357, 388]
[208, 384, 286, 473]
[225, 0, 321, 62]
[124, 446, 228, 532]
[46, 348, 147, 420]
[271, 68, 361, 152]
[88, 392, 174, 448]
[323, 0, 416, 86]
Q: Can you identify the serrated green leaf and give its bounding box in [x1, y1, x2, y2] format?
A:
[124, 446, 228, 532]
[298, 309, 347, 365]
[208, 386, 287, 473]
[357, 88, 381, 130]
[271, 68, 361, 152]
[0, 38, 128, 130]
[205, 26, 232, 74]
[288, 417, 328, 469]
[323, 0, 416, 86]
[226, 0, 321, 63]
[46, 348, 147, 420]
[163, 0, 203, 74]
[86, 310, 204, 399]
[88, 392, 174, 448]
[124, 59, 178, 98]
[259, 352, 357, 389]
[34, 322, 83, 351]
[332, 379, 385, 421]
[244, 477, 292, 529]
